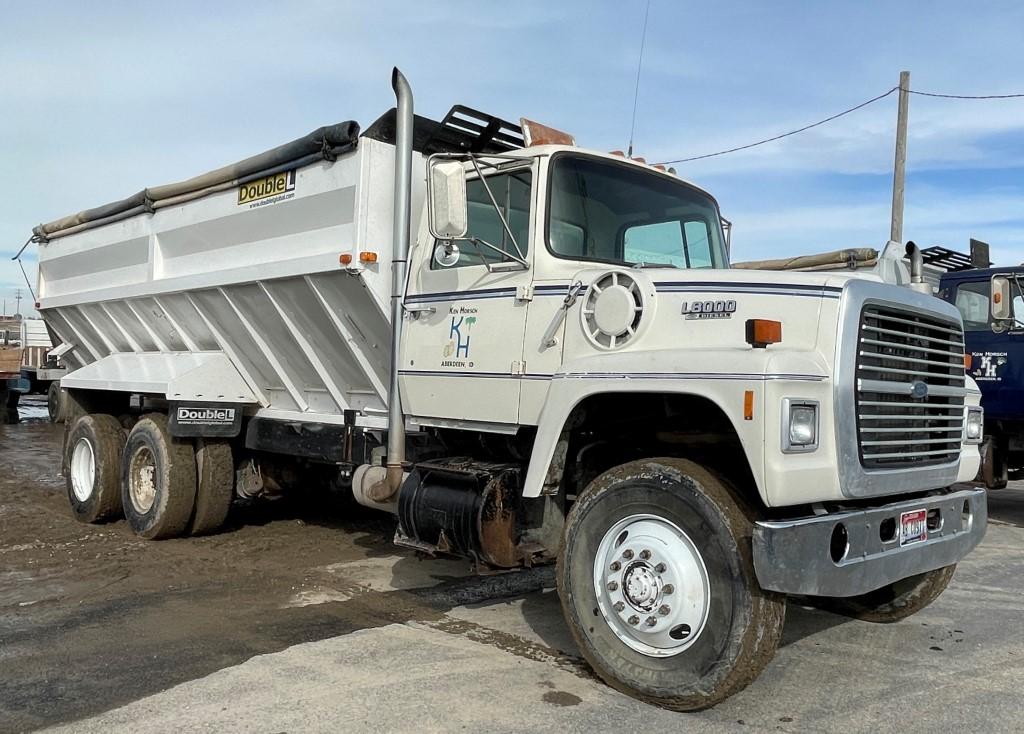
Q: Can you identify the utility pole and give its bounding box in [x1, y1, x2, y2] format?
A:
[15, 289, 23, 318]
[890, 70, 910, 244]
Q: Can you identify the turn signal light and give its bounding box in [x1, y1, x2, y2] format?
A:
[964, 353, 972, 371]
[745, 319, 782, 349]
[743, 390, 754, 421]
[359, 251, 378, 263]
[339, 253, 353, 265]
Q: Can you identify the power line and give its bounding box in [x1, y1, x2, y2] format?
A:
[626, 0, 651, 158]
[655, 83, 1024, 166]
[657, 87, 898, 165]
[906, 88, 1024, 99]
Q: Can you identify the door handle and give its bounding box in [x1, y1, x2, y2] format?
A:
[403, 303, 436, 318]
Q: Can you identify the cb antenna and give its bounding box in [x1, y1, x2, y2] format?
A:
[627, 0, 651, 158]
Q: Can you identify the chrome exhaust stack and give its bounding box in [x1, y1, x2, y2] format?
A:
[905, 241, 931, 295]
[369, 67, 414, 503]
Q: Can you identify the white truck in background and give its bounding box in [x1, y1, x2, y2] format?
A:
[26, 69, 986, 710]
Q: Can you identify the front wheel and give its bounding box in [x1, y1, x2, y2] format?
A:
[807, 565, 956, 623]
[557, 458, 785, 711]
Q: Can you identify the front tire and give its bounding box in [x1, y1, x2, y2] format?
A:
[65, 414, 125, 523]
[557, 458, 785, 711]
[121, 414, 197, 540]
[808, 565, 956, 623]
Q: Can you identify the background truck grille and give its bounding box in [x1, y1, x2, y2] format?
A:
[856, 305, 965, 469]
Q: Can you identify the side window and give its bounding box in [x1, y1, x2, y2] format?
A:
[955, 281, 991, 332]
[432, 169, 532, 269]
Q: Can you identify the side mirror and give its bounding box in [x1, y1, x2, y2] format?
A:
[992, 275, 1013, 320]
[428, 161, 468, 239]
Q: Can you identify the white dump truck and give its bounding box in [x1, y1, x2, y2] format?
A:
[26, 69, 986, 710]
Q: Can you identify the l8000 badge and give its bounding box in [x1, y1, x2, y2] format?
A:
[681, 300, 737, 320]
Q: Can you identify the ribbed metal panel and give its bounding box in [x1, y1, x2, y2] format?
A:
[856, 305, 965, 468]
[42, 270, 389, 416]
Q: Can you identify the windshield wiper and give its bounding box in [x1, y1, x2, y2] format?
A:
[631, 261, 679, 269]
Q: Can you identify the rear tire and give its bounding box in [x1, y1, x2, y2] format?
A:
[190, 439, 234, 535]
[557, 457, 785, 711]
[65, 414, 125, 523]
[808, 565, 956, 623]
[48, 382, 64, 424]
[121, 414, 197, 540]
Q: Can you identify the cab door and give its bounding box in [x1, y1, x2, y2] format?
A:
[400, 164, 535, 426]
[954, 277, 1024, 420]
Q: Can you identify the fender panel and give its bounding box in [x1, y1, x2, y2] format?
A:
[521, 348, 829, 500]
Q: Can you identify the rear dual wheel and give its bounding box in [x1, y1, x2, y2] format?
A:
[121, 414, 197, 539]
[65, 411, 234, 537]
[120, 415, 235, 539]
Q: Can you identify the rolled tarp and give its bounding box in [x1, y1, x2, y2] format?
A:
[732, 247, 879, 272]
[34, 120, 360, 239]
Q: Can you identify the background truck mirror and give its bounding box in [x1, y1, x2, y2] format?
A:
[991, 275, 1012, 320]
[427, 160, 469, 240]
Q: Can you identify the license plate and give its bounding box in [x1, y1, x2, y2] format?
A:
[900, 509, 928, 546]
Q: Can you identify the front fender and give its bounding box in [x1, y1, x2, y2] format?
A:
[521, 347, 829, 500]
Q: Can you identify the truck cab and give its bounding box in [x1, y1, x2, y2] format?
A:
[939, 266, 1024, 486]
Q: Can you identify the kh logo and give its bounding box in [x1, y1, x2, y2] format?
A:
[973, 352, 1008, 380]
[447, 316, 472, 358]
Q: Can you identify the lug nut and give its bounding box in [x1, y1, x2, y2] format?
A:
[613, 601, 625, 612]
[645, 616, 658, 627]
[654, 562, 666, 573]
[610, 561, 621, 571]
[628, 615, 640, 625]
[639, 549, 651, 560]
[622, 549, 634, 560]
[607, 581, 618, 591]
[658, 605, 671, 616]
[662, 584, 674, 595]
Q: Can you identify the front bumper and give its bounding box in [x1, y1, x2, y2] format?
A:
[752, 488, 987, 597]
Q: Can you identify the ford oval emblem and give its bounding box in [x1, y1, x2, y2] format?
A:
[911, 381, 929, 399]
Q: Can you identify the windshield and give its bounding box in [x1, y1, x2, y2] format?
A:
[547, 154, 728, 268]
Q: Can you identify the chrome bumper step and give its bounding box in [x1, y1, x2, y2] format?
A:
[752, 488, 987, 597]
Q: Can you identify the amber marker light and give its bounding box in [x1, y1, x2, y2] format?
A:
[339, 253, 353, 265]
[964, 353, 972, 371]
[743, 390, 754, 421]
[745, 319, 782, 349]
[359, 251, 379, 263]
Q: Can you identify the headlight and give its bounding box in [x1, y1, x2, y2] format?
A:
[782, 399, 819, 453]
[965, 407, 984, 444]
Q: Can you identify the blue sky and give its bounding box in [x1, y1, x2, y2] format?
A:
[2, 0, 1023, 315]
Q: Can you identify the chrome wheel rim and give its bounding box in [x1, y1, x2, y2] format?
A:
[70, 438, 96, 502]
[593, 513, 711, 657]
[128, 445, 157, 513]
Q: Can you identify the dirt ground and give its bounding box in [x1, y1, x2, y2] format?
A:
[3, 396, 1024, 733]
[0, 400, 554, 732]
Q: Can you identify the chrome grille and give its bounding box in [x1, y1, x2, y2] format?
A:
[856, 305, 965, 468]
